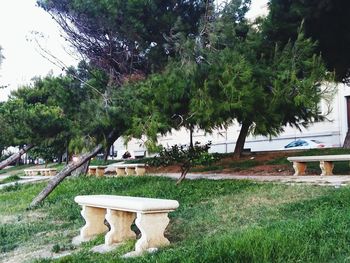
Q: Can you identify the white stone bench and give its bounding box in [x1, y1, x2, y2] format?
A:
[287, 154, 350, 176]
[23, 168, 57, 176]
[88, 166, 107, 176]
[114, 163, 147, 176]
[72, 195, 179, 256]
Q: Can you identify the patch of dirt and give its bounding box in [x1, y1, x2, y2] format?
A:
[148, 151, 299, 176]
[148, 165, 181, 174]
[0, 215, 18, 224]
[2, 245, 76, 263]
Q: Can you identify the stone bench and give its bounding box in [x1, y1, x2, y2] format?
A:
[72, 195, 179, 256]
[23, 168, 57, 176]
[88, 166, 107, 177]
[114, 163, 147, 176]
[287, 154, 350, 176]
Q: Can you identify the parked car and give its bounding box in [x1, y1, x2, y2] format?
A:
[283, 139, 335, 150]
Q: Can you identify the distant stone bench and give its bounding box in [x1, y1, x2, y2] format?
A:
[287, 154, 350, 176]
[88, 166, 107, 177]
[114, 163, 147, 176]
[72, 195, 179, 256]
[24, 168, 57, 176]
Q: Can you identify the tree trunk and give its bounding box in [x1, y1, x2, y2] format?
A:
[30, 144, 103, 208]
[30, 130, 117, 208]
[233, 121, 251, 158]
[189, 126, 194, 150]
[343, 131, 350, 148]
[58, 154, 62, 164]
[103, 134, 119, 162]
[176, 167, 190, 185]
[0, 144, 34, 170]
[65, 141, 69, 165]
[103, 145, 110, 163]
[72, 158, 90, 176]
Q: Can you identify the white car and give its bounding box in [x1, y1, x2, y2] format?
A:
[283, 139, 335, 150]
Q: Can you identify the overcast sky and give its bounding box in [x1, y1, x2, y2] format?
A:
[0, 0, 268, 101]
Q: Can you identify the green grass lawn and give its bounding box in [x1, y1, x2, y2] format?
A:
[1, 175, 350, 262]
[0, 164, 33, 175]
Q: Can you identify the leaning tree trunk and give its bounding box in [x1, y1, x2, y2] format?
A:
[176, 167, 191, 185]
[233, 121, 251, 158]
[71, 159, 90, 177]
[30, 130, 117, 208]
[0, 144, 34, 170]
[30, 143, 103, 208]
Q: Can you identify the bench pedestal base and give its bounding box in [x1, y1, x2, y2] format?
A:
[116, 168, 126, 176]
[96, 168, 105, 177]
[125, 167, 136, 175]
[105, 209, 136, 245]
[320, 161, 334, 176]
[135, 167, 146, 176]
[292, 162, 306, 176]
[135, 212, 170, 252]
[88, 168, 97, 176]
[73, 206, 108, 245]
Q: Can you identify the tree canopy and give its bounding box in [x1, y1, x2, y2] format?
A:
[127, 0, 332, 157]
[37, 0, 207, 85]
[264, 0, 350, 82]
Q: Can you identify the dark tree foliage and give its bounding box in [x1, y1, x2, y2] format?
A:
[265, 0, 350, 82]
[130, 0, 331, 158]
[37, 0, 207, 85]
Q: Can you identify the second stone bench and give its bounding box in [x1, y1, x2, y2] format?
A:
[287, 154, 350, 176]
[88, 166, 107, 176]
[24, 168, 57, 176]
[114, 163, 147, 176]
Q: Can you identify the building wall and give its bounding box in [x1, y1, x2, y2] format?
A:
[113, 83, 350, 158]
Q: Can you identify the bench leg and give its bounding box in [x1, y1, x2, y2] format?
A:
[125, 167, 136, 175]
[96, 168, 105, 177]
[73, 206, 108, 245]
[105, 209, 136, 246]
[320, 161, 334, 176]
[116, 168, 126, 176]
[134, 212, 170, 253]
[135, 167, 146, 176]
[88, 168, 97, 176]
[292, 162, 307, 176]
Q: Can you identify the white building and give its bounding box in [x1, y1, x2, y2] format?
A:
[113, 83, 350, 159]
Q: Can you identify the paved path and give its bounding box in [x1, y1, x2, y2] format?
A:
[152, 173, 350, 186]
[0, 175, 50, 189]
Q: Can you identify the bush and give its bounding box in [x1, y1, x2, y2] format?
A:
[148, 142, 213, 184]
